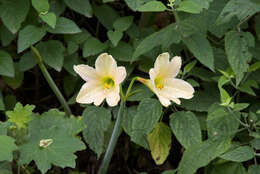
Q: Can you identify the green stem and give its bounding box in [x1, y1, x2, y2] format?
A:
[173, 9, 180, 24]
[30, 46, 72, 116]
[125, 77, 138, 100]
[98, 100, 125, 174]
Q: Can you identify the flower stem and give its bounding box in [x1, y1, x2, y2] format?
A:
[125, 76, 138, 100]
[30, 46, 72, 116]
[98, 100, 125, 174]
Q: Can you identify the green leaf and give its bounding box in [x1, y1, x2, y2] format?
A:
[83, 37, 108, 57]
[6, 102, 35, 129]
[113, 16, 134, 32]
[39, 12, 57, 28]
[207, 162, 247, 174]
[127, 85, 154, 101]
[147, 122, 172, 165]
[177, 0, 212, 14]
[93, 4, 119, 30]
[122, 106, 136, 136]
[0, 135, 17, 162]
[248, 165, 260, 174]
[183, 60, 197, 75]
[19, 110, 86, 173]
[3, 64, 24, 89]
[207, 104, 240, 138]
[233, 103, 250, 111]
[49, 0, 66, 17]
[64, 53, 79, 76]
[64, 30, 91, 45]
[131, 98, 162, 149]
[82, 106, 111, 157]
[32, 0, 49, 13]
[108, 41, 133, 62]
[0, 51, 14, 77]
[132, 23, 181, 61]
[124, 0, 152, 11]
[138, 1, 167, 12]
[64, 0, 92, 17]
[170, 111, 202, 149]
[0, 161, 12, 174]
[18, 25, 46, 53]
[220, 146, 255, 162]
[0, 0, 30, 33]
[0, 91, 5, 111]
[251, 138, 260, 150]
[47, 17, 81, 34]
[177, 137, 231, 174]
[107, 30, 123, 47]
[0, 25, 16, 47]
[216, 0, 260, 25]
[36, 40, 65, 71]
[225, 31, 253, 85]
[239, 80, 258, 96]
[182, 33, 214, 71]
[19, 52, 37, 72]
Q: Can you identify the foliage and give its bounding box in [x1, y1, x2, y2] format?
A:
[0, 0, 260, 173]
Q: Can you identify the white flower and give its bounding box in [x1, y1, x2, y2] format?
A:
[138, 52, 194, 107]
[74, 53, 126, 107]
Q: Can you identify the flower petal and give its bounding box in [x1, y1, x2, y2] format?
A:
[149, 68, 156, 81]
[161, 78, 194, 99]
[76, 81, 105, 105]
[167, 56, 181, 78]
[115, 66, 126, 84]
[154, 52, 170, 72]
[106, 86, 120, 107]
[95, 53, 117, 76]
[73, 65, 99, 81]
[157, 95, 171, 107]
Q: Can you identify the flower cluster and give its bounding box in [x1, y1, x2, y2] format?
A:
[74, 52, 194, 107]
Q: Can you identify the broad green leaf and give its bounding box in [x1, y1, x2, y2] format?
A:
[0, 0, 30, 33]
[0, 25, 16, 47]
[182, 33, 214, 71]
[177, 0, 213, 14]
[3, 64, 24, 90]
[170, 111, 201, 149]
[207, 104, 240, 138]
[82, 106, 111, 157]
[19, 52, 37, 72]
[124, 0, 152, 11]
[113, 16, 134, 32]
[19, 111, 86, 173]
[64, 30, 91, 45]
[64, 0, 92, 17]
[127, 85, 154, 101]
[36, 40, 65, 71]
[131, 98, 162, 149]
[64, 53, 79, 76]
[107, 30, 123, 47]
[108, 41, 133, 62]
[251, 138, 260, 150]
[239, 80, 258, 96]
[138, 1, 166, 12]
[207, 162, 247, 174]
[216, 0, 260, 25]
[0, 135, 17, 162]
[122, 106, 137, 136]
[6, 102, 35, 129]
[132, 23, 181, 61]
[0, 161, 12, 174]
[83, 37, 108, 57]
[225, 31, 254, 85]
[49, 0, 66, 17]
[18, 25, 46, 53]
[0, 51, 14, 77]
[177, 137, 231, 174]
[47, 17, 81, 34]
[220, 146, 255, 162]
[39, 12, 57, 28]
[67, 41, 79, 55]
[93, 4, 119, 30]
[147, 122, 172, 165]
[32, 0, 49, 13]
[248, 165, 260, 174]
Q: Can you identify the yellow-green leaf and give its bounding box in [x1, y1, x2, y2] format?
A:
[147, 122, 172, 165]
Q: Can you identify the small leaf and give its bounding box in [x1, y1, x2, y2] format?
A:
[113, 16, 134, 32]
[148, 122, 172, 165]
[32, 0, 49, 13]
[19, 52, 37, 72]
[0, 51, 15, 77]
[138, 1, 167, 12]
[0, 25, 16, 46]
[183, 60, 197, 75]
[107, 30, 123, 46]
[6, 102, 35, 129]
[83, 37, 108, 57]
[40, 12, 57, 28]
[0, 135, 17, 162]
[64, 0, 92, 17]
[18, 25, 46, 53]
[220, 146, 255, 162]
[170, 111, 202, 149]
[47, 17, 81, 34]
[248, 165, 260, 174]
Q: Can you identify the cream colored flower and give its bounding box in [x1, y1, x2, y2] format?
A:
[74, 53, 126, 107]
[138, 52, 194, 107]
